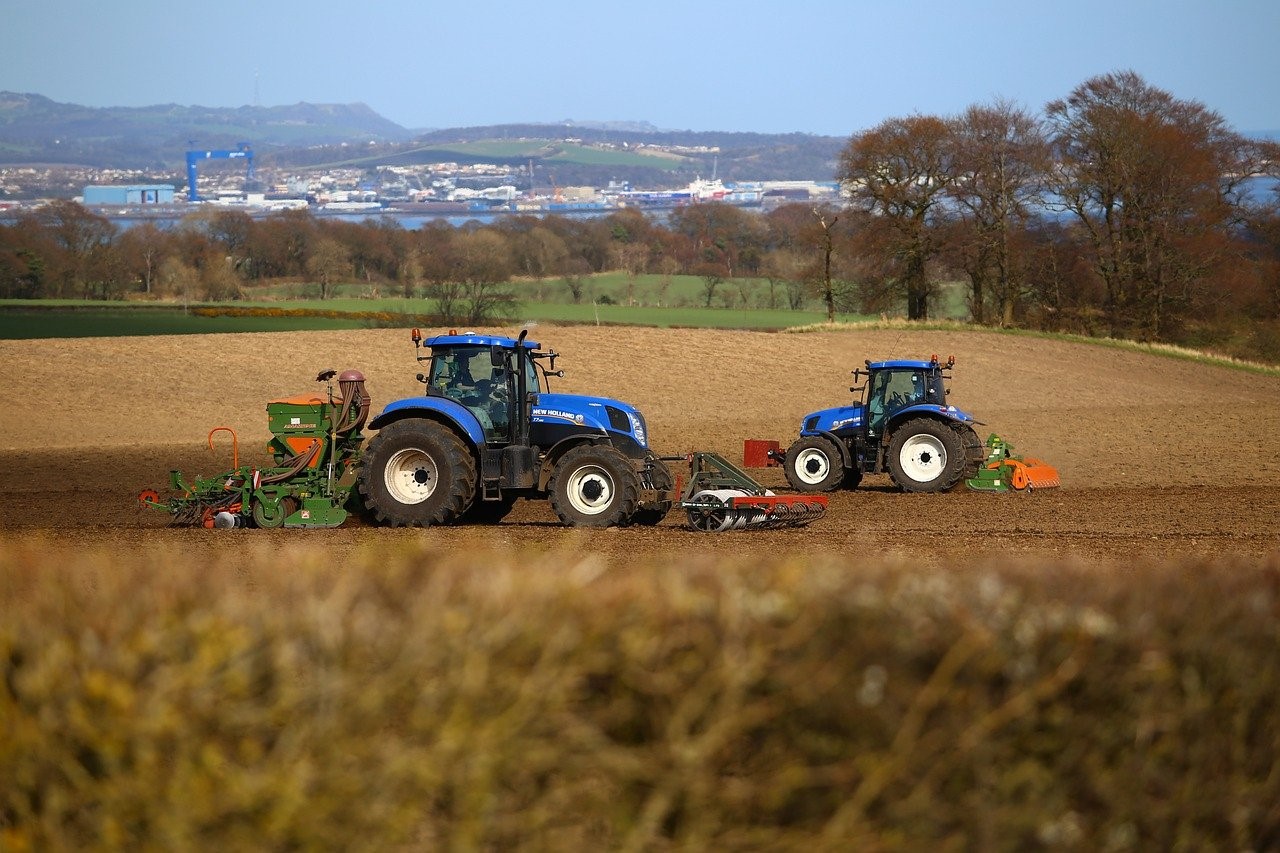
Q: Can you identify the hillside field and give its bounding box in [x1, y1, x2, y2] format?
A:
[2, 324, 1277, 563]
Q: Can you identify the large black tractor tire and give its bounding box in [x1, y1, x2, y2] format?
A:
[783, 435, 847, 492]
[357, 419, 477, 526]
[887, 418, 967, 493]
[548, 445, 641, 528]
[459, 496, 518, 525]
[630, 456, 674, 526]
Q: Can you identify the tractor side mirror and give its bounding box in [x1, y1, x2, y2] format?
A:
[491, 345, 504, 367]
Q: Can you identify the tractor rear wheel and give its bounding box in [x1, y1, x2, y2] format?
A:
[549, 444, 640, 527]
[783, 435, 846, 492]
[887, 418, 966, 493]
[357, 419, 477, 526]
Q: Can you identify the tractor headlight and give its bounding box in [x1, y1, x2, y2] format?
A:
[629, 412, 648, 448]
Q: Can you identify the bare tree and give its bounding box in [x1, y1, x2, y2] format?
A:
[813, 209, 838, 322]
[443, 229, 516, 325]
[306, 237, 351, 300]
[1045, 70, 1266, 338]
[948, 99, 1049, 325]
[838, 115, 956, 319]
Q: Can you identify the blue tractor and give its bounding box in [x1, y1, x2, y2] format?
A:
[356, 329, 675, 527]
[779, 355, 986, 494]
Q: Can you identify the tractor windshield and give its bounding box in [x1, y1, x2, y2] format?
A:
[866, 368, 944, 435]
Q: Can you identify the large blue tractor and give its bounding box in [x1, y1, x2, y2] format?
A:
[356, 329, 676, 527]
[779, 355, 987, 494]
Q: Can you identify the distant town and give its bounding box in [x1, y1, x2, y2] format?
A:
[0, 135, 841, 222]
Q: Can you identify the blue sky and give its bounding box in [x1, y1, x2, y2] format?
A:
[4, 0, 1278, 136]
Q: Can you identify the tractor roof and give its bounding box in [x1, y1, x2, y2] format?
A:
[868, 359, 938, 371]
[424, 333, 540, 350]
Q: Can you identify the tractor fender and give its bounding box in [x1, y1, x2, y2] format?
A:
[536, 434, 613, 492]
[369, 397, 485, 450]
[885, 404, 977, 436]
[815, 429, 854, 471]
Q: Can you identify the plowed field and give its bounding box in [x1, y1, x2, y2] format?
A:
[4, 325, 1278, 566]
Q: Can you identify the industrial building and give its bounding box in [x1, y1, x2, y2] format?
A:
[82, 184, 176, 205]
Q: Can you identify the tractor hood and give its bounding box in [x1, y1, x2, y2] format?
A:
[799, 402, 979, 437]
[799, 404, 865, 436]
[532, 393, 650, 448]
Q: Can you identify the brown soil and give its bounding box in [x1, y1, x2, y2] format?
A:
[4, 325, 1278, 566]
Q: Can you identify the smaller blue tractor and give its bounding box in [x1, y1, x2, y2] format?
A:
[356, 329, 676, 527]
[778, 355, 988, 494]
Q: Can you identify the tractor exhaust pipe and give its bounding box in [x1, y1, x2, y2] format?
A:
[515, 328, 530, 448]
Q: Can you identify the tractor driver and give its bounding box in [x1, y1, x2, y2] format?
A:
[431, 352, 477, 402]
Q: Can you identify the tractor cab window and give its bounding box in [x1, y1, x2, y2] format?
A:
[524, 354, 542, 395]
[429, 346, 513, 441]
[867, 368, 931, 435]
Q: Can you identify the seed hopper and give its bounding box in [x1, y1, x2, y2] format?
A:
[139, 369, 370, 528]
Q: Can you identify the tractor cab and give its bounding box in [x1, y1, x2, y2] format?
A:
[857, 358, 950, 440]
[414, 329, 568, 445]
[422, 336, 545, 443]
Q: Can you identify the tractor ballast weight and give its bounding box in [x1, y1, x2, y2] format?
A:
[139, 370, 371, 528]
[676, 451, 827, 532]
[774, 355, 1058, 495]
[355, 328, 676, 528]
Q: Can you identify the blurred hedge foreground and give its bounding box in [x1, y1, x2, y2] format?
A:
[2, 541, 1278, 851]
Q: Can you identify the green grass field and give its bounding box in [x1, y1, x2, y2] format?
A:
[0, 307, 371, 339]
[0, 274, 969, 338]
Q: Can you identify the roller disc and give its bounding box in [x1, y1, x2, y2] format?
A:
[686, 489, 749, 533]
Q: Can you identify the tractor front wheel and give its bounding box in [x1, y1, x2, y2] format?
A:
[783, 435, 846, 492]
[887, 419, 966, 493]
[549, 445, 640, 527]
[357, 419, 477, 526]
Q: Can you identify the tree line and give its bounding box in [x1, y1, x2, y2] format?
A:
[3, 72, 1278, 359]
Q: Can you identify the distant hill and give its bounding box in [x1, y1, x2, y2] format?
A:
[0, 91, 415, 168]
[0, 92, 846, 182]
[283, 123, 845, 185]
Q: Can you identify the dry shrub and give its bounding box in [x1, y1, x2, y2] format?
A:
[2, 543, 1278, 850]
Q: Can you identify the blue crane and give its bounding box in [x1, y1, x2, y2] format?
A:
[185, 143, 255, 201]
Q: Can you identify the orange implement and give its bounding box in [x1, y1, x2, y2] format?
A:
[995, 457, 1061, 491]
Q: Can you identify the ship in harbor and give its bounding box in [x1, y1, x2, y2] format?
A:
[605, 177, 763, 209]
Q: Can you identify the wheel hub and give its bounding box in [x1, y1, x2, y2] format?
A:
[794, 448, 831, 484]
[385, 447, 438, 504]
[899, 435, 946, 482]
[566, 465, 614, 515]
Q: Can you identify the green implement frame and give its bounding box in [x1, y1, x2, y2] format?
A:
[965, 434, 1062, 493]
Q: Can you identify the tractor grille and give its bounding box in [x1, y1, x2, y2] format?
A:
[606, 406, 632, 433]
[805, 416, 819, 432]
